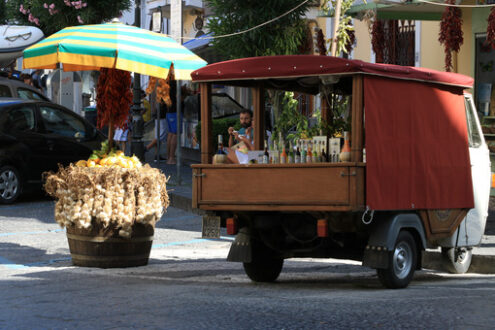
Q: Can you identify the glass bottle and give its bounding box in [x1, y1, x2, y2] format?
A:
[295, 140, 301, 163]
[263, 140, 269, 164]
[280, 141, 287, 164]
[301, 140, 307, 163]
[288, 141, 294, 164]
[339, 131, 351, 162]
[321, 140, 328, 162]
[313, 141, 319, 163]
[306, 141, 312, 163]
[217, 134, 225, 154]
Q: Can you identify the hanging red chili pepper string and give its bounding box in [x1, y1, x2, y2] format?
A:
[371, 19, 385, 63]
[438, 0, 463, 72]
[96, 68, 133, 148]
[487, 7, 495, 49]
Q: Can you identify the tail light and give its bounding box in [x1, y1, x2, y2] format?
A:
[492, 173, 495, 189]
[226, 217, 238, 235]
[317, 219, 329, 237]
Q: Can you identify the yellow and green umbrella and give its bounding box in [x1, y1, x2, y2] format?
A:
[22, 21, 206, 80]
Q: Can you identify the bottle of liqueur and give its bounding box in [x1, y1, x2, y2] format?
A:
[273, 141, 279, 164]
[288, 141, 294, 164]
[280, 141, 287, 164]
[321, 140, 328, 162]
[313, 141, 319, 163]
[263, 140, 269, 164]
[217, 134, 225, 154]
[306, 141, 313, 163]
[300, 140, 307, 163]
[295, 140, 301, 163]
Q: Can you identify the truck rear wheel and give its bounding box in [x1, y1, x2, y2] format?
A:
[377, 231, 417, 289]
[243, 258, 284, 282]
[243, 237, 284, 282]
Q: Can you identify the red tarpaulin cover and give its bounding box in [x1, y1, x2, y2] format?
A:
[192, 55, 474, 88]
[364, 76, 474, 210]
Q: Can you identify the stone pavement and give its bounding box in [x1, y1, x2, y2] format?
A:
[145, 154, 495, 274]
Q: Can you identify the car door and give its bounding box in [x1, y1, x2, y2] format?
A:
[0, 103, 49, 183]
[37, 104, 94, 169]
[439, 95, 491, 247]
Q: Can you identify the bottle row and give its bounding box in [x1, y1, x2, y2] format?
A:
[213, 132, 365, 165]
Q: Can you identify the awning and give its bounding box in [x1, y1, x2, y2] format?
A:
[192, 55, 473, 89]
[184, 32, 213, 51]
[344, 0, 444, 21]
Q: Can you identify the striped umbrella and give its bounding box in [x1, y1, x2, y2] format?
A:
[22, 21, 206, 80]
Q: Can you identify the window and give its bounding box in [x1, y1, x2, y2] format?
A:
[39, 106, 86, 138]
[465, 97, 482, 148]
[0, 105, 35, 133]
[0, 85, 12, 97]
[17, 88, 45, 101]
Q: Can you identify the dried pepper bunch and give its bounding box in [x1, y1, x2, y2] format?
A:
[438, 0, 463, 72]
[145, 65, 174, 107]
[96, 68, 133, 130]
[317, 29, 327, 56]
[487, 7, 495, 50]
[44, 165, 169, 238]
[345, 22, 356, 55]
[371, 19, 385, 63]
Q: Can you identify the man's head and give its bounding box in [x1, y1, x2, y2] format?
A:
[239, 109, 253, 129]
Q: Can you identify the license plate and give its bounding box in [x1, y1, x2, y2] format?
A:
[202, 215, 221, 238]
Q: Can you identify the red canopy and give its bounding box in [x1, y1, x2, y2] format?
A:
[192, 56, 474, 211]
[191, 55, 474, 89]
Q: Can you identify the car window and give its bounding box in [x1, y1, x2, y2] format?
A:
[465, 97, 482, 148]
[0, 84, 12, 97]
[17, 88, 45, 100]
[39, 105, 86, 138]
[0, 105, 36, 133]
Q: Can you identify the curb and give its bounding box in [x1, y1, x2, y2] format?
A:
[422, 251, 495, 274]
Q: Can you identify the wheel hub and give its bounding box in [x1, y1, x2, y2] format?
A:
[0, 170, 19, 200]
[393, 242, 412, 279]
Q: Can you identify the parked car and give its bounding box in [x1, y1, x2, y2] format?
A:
[0, 98, 105, 203]
[0, 76, 49, 101]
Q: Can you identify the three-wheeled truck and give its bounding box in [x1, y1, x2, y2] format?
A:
[190, 55, 490, 288]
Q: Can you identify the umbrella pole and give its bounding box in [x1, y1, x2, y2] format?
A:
[108, 115, 114, 150]
[130, 0, 146, 162]
[176, 80, 182, 186]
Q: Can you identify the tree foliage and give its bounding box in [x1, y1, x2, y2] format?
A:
[205, 0, 310, 59]
[5, 0, 132, 36]
[321, 0, 355, 55]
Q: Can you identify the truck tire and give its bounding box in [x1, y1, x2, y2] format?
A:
[441, 247, 472, 274]
[377, 231, 417, 289]
[243, 258, 284, 283]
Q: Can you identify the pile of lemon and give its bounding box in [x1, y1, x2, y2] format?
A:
[75, 150, 142, 169]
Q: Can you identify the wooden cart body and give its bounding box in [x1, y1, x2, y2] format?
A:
[189, 56, 487, 287]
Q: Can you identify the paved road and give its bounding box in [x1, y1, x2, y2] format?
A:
[1, 198, 495, 329]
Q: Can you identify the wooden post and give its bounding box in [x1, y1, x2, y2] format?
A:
[351, 75, 363, 162]
[200, 83, 212, 164]
[321, 94, 331, 155]
[252, 85, 265, 150]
